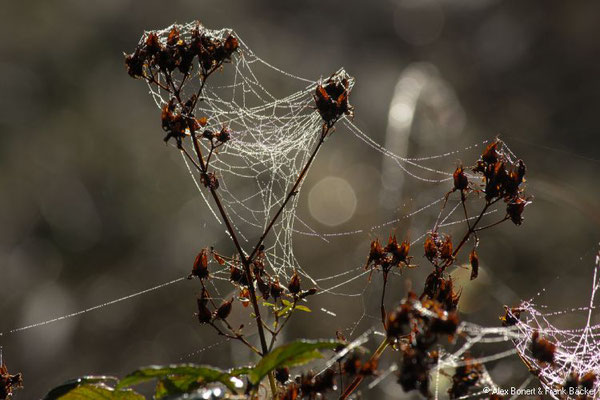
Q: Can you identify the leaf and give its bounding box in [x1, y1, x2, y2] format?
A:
[52, 383, 143, 400]
[276, 304, 293, 317]
[155, 376, 202, 399]
[249, 340, 340, 385]
[294, 305, 311, 313]
[44, 377, 118, 400]
[281, 299, 291, 307]
[117, 364, 238, 393]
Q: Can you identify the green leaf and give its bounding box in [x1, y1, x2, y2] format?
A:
[276, 304, 293, 317]
[262, 302, 276, 308]
[281, 299, 291, 307]
[294, 305, 311, 312]
[117, 364, 239, 393]
[155, 376, 202, 399]
[249, 340, 340, 385]
[43, 377, 118, 400]
[53, 383, 143, 400]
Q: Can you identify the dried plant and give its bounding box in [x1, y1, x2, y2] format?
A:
[17, 20, 599, 400]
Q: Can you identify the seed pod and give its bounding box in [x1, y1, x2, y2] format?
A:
[469, 249, 479, 281]
[507, 197, 528, 225]
[275, 367, 290, 384]
[366, 239, 384, 268]
[516, 159, 526, 181]
[124, 50, 144, 78]
[229, 265, 244, 283]
[145, 32, 162, 55]
[500, 306, 521, 327]
[189, 249, 209, 280]
[271, 279, 283, 299]
[196, 297, 212, 324]
[453, 166, 469, 191]
[212, 252, 226, 265]
[256, 275, 270, 300]
[359, 359, 378, 376]
[424, 235, 438, 261]
[580, 372, 597, 391]
[563, 372, 579, 392]
[481, 140, 499, 164]
[430, 311, 459, 336]
[198, 287, 210, 307]
[215, 298, 233, 320]
[288, 271, 301, 295]
[530, 331, 555, 364]
[217, 127, 231, 143]
[386, 304, 411, 338]
[299, 288, 318, 299]
[440, 236, 453, 260]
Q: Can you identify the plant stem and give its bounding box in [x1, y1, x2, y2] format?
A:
[188, 132, 277, 398]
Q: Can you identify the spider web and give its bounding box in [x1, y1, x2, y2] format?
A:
[2, 22, 595, 400]
[508, 250, 600, 399]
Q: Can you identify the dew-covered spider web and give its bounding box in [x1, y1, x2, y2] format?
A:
[3, 22, 600, 399]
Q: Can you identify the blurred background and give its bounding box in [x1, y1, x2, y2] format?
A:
[1, 0, 600, 398]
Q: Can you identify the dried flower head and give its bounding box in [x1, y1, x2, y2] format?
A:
[448, 353, 483, 399]
[0, 363, 23, 399]
[288, 270, 301, 295]
[314, 70, 354, 127]
[499, 306, 522, 327]
[469, 249, 479, 280]
[215, 298, 233, 320]
[530, 331, 556, 364]
[453, 165, 469, 191]
[189, 249, 209, 280]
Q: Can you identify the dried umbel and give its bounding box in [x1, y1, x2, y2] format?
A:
[125, 23, 240, 147]
[125, 23, 238, 80]
[397, 347, 436, 396]
[473, 139, 531, 223]
[448, 353, 483, 399]
[0, 363, 23, 400]
[386, 292, 459, 343]
[314, 70, 354, 127]
[365, 234, 412, 275]
[295, 369, 337, 398]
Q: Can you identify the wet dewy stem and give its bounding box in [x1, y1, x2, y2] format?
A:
[187, 129, 278, 397]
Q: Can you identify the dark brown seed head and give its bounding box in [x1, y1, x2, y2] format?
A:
[313, 71, 354, 127]
[507, 197, 528, 225]
[500, 306, 521, 327]
[196, 298, 212, 324]
[440, 236, 453, 260]
[288, 271, 301, 295]
[275, 367, 290, 384]
[424, 234, 438, 261]
[481, 140, 500, 164]
[453, 165, 469, 191]
[580, 372, 597, 391]
[271, 279, 284, 299]
[189, 249, 209, 280]
[469, 249, 479, 280]
[530, 331, 556, 364]
[215, 298, 233, 320]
